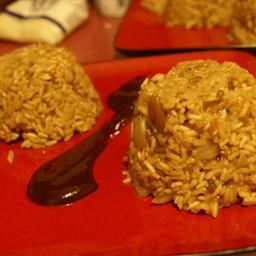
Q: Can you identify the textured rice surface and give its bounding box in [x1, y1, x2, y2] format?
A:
[165, 0, 235, 29]
[126, 59, 256, 217]
[141, 0, 256, 44]
[228, 0, 256, 44]
[141, 0, 235, 28]
[0, 44, 102, 148]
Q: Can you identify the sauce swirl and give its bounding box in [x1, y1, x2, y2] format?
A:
[27, 77, 144, 206]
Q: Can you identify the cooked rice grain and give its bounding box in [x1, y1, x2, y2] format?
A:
[7, 150, 14, 164]
[0, 44, 102, 148]
[126, 59, 256, 217]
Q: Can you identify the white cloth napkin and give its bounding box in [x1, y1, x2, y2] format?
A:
[0, 0, 89, 44]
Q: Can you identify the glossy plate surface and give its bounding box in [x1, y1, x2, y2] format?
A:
[115, 0, 256, 53]
[2, 51, 256, 256]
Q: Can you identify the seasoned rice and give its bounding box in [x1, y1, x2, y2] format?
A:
[141, 0, 236, 28]
[228, 0, 256, 44]
[0, 44, 102, 148]
[140, 0, 256, 44]
[164, 0, 235, 29]
[126, 59, 256, 217]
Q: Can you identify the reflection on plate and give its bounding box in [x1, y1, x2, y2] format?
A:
[2, 50, 256, 256]
[115, 0, 256, 54]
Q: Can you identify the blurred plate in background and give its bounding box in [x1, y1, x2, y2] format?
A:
[115, 0, 256, 54]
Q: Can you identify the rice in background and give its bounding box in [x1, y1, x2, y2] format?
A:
[228, 0, 256, 44]
[126, 59, 256, 217]
[141, 0, 236, 28]
[0, 44, 102, 148]
[165, 0, 235, 29]
[140, 0, 256, 44]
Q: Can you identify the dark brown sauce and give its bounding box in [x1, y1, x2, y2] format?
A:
[27, 77, 145, 206]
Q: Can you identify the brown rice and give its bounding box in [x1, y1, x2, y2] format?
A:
[141, 0, 236, 29]
[228, 0, 256, 44]
[126, 59, 256, 217]
[0, 44, 102, 148]
[140, 0, 256, 44]
[164, 0, 235, 29]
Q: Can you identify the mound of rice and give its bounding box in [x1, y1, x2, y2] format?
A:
[141, 0, 236, 29]
[165, 0, 235, 29]
[141, 0, 256, 44]
[0, 44, 102, 148]
[126, 59, 256, 217]
[228, 0, 256, 44]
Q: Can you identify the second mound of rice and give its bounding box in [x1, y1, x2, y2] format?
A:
[0, 44, 102, 148]
[140, 0, 256, 44]
[126, 59, 256, 217]
[228, 0, 256, 44]
[141, 0, 236, 29]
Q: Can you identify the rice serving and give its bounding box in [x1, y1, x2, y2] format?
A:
[228, 0, 256, 44]
[140, 0, 256, 44]
[0, 44, 102, 148]
[141, 0, 236, 29]
[126, 59, 256, 217]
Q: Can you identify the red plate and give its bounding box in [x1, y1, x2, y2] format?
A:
[2, 50, 256, 256]
[115, 0, 256, 53]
